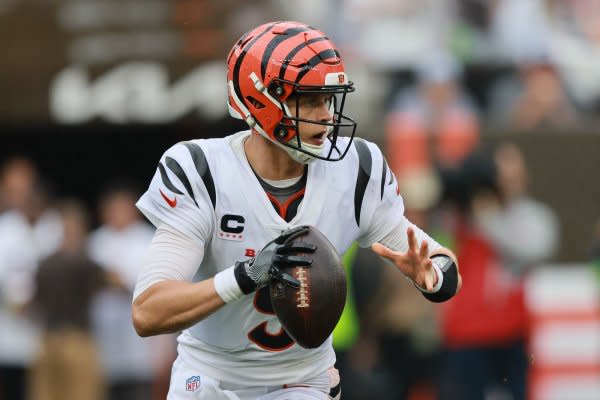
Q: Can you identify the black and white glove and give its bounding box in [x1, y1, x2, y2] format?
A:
[234, 225, 316, 294]
[214, 226, 316, 303]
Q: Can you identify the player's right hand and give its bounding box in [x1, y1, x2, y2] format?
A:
[233, 225, 316, 294]
[371, 226, 437, 291]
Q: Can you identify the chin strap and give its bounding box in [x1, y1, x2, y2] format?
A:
[277, 124, 332, 164]
[282, 142, 321, 164]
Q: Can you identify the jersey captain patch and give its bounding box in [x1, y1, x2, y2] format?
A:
[217, 213, 246, 241]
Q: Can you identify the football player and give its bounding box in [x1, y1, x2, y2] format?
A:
[132, 21, 462, 400]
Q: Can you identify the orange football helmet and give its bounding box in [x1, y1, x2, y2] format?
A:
[227, 21, 357, 162]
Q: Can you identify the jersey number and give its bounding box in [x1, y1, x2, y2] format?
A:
[248, 287, 295, 352]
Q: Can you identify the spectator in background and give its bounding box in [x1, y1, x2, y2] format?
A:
[29, 199, 106, 400]
[488, 60, 576, 130]
[385, 50, 479, 183]
[0, 157, 62, 257]
[88, 182, 173, 400]
[437, 143, 559, 400]
[486, 0, 578, 130]
[546, 0, 600, 117]
[480, 142, 560, 270]
[0, 157, 62, 400]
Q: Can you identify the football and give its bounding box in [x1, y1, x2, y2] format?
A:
[269, 225, 346, 349]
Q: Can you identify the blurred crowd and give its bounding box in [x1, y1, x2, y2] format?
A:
[0, 158, 175, 400]
[272, 0, 600, 132]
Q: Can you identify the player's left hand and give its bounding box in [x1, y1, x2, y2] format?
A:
[371, 227, 437, 291]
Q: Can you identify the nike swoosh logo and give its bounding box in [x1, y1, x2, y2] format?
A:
[159, 189, 177, 208]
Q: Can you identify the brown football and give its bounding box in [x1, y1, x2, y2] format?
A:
[269, 226, 346, 349]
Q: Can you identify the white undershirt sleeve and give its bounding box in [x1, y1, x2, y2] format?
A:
[377, 216, 443, 256]
[132, 224, 205, 301]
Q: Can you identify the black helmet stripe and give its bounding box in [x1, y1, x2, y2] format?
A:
[278, 36, 329, 81]
[260, 26, 311, 80]
[232, 22, 280, 111]
[227, 31, 249, 65]
[294, 49, 340, 84]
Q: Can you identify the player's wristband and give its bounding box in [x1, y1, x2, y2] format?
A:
[417, 255, 459, 303]
[414, 262, 444, 294]
[213, 264, 244, 303]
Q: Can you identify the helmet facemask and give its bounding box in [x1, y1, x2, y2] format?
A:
[267, 78, 357, 163]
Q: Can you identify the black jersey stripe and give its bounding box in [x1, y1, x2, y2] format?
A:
[294, 49, 340, 84]
[278, 36, 328, 81]
[158, 162, 184, 195]
[353, 139, 372, 226]
[261, 26, 310, 80]
[381, 157, 387, 200]
[232, 22, 279, 113]
[165, 156, 198, 207]
[183, 142, 216, 210]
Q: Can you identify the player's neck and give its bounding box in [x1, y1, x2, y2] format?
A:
[244, 133, 304, 180]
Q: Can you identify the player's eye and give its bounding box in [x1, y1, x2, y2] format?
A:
[300, 94, 333, 108]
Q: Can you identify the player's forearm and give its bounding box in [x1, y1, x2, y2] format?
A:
[132, 224, 220, 336]
[132, 279, 224, 337]
[378, 217, 443, 257]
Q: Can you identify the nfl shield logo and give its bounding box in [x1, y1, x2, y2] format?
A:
[186, 376, 201, 392]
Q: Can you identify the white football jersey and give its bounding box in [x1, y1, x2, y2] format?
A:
[136, 130, 405, 385]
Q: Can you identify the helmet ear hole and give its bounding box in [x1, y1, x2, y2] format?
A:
[268, 82, 285, 99]
[246, 96, 265, 110]
[276, 121, 297, 143]
[275, 125, 288, 142]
